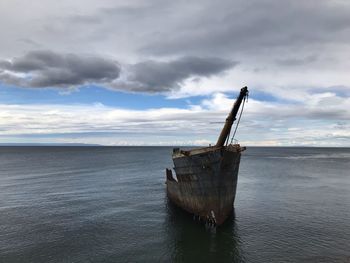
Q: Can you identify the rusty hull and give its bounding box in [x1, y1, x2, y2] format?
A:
[166, 144, 244, 225]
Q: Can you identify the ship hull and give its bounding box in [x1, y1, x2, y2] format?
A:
[166, 145, 243, 225]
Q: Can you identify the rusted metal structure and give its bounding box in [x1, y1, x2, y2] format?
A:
[166, 86, 248, 226]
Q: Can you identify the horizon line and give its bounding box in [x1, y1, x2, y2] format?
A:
[0, 143, 349, 148]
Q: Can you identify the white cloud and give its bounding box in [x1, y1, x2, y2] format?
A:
[0, 0, 350, 146]
[0, 91, 349, 146]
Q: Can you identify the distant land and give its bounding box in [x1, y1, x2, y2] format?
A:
[0, 143, 349, 148]
[0, 143, 101, 146]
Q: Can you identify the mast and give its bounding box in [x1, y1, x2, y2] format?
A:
[215, 86, 248, 147]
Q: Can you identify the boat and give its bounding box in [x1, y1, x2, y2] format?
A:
[165, 86, 249, 226]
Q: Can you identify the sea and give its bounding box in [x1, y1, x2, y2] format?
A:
[0, 146, 349, 263]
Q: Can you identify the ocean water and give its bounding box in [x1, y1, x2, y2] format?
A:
[0, 146, 349, 263]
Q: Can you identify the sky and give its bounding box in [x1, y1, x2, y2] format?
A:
[0, 0, 349, 146]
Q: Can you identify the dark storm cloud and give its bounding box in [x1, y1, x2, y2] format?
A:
[0, 50, 121, 88]
[0, 51, 235, 92]
[113, 56, 237, 92]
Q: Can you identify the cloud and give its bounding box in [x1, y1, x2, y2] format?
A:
[0, 1, 350, 99]
[0, 0, 350, 146]
[0, 51, 235, 93]
[0, 92, 349, 146]
[275, 55, 318, 67]
[0, 50, 121, 88]
[138, 0, 350, 57]
[112, 56, 236, 92]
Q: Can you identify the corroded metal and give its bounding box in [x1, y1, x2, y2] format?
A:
[216, 86, 248, 147]
[165, 87, 248, 226]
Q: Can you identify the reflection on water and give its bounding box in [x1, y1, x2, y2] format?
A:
[165, 198, 245, 262]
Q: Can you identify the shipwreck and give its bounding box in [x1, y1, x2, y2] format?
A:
[166, 86, 249, 226]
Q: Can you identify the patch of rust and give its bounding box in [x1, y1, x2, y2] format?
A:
[166, 87, 249, 226]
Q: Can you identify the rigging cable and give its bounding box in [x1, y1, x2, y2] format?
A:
[225, 126, 232, 146]
[230, 92, 248, 144]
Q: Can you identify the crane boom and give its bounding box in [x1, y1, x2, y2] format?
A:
[215, 86, 248, 147]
